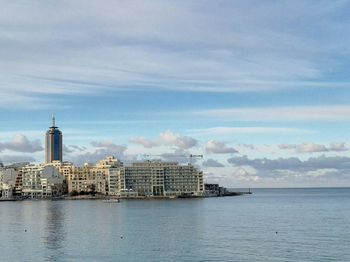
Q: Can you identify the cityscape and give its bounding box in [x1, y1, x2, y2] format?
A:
[1, 1, 349, 261]
[0, 117, 235, 200]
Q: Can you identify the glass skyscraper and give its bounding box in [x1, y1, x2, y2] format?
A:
[45, 116, 63, 163]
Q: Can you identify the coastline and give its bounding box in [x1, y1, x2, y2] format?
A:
[0, 191, 252, 201]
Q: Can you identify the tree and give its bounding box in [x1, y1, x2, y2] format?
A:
[87, 184, 96, 195]
[70, 190, 79, 196]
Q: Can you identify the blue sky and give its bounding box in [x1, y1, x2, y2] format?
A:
[1, 0, 350, 187]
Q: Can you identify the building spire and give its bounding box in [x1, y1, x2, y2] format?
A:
[52, 114, 56, 128]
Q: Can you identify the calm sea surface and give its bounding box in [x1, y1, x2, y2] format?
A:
[0, 188, 349, 262]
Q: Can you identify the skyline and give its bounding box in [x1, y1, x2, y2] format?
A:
[1, 1, 350, 187]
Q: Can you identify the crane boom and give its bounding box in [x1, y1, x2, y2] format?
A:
[142, 154, 203, 165]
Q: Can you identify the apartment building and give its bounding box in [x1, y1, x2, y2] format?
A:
[108, 160, 204, 197]
[21, 164, 64, 198]
[65, 156, 123, 194]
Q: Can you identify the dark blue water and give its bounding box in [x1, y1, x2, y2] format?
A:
[0, 188, 349, 261]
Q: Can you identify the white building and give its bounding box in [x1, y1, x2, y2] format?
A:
[0, 168, 17, 199]
[2, 156, 204, 199]
[21, 165, 64, 198]
[108, 160, 204, 197]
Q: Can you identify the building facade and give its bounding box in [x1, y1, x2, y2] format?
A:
[1, 163, 28, 198]
[63, 156, 122, 195]
[45, 116, 63, 163]
[2, 156, 205, 199]
[108, 160, 204, 197]
[20, 164, 64, 198]
[53, 156, 204, 198]
[67, 164, 107, 195]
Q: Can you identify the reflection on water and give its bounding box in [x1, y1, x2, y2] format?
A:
[43, 201, 66, 261]
[1, 189, 350, 261]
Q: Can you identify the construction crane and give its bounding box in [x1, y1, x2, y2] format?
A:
[189, 154, 203, 165]
[142, 154, 203, 165]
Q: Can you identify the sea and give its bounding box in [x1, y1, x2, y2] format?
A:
[0, 188, 349, 262]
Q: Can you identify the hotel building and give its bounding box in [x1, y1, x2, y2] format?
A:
[108, 160, 204, 197]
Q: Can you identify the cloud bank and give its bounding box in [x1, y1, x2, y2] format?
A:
[205, 140, 238, 154]
[0, 1, 350, 107]
[279, 142, 348, 153]
[0, 134, 43, 153]
[130, 130, 197, 149]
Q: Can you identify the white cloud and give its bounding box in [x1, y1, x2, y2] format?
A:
[205, 140, 238, 154]
[68, 145, 87, 152]
[129, 137, 160, 148]
[306, 168, 338, 178]
[130, 130, 197, 149]
[160, 130, 197, 149]
[204, 166, 261, 187]
[69, 149, 117, 166]
[63, 144, 87, 154]
[159, 149, 192, 164]
[68, 140, 127, 165]
[91, 140, 127, 152]
[239, 144, 257, 150]
[329, 142, 348, 152]
[222, 154, 350, 187]
[0, 134, 43, 153]
[202, 158, 225, 167]
[234, 167, 260, 182]
[227, 154, 350, 171]
[188, 126, 308, 135]
[193, 106, 350, 122]
[278, 144, 297, 150]
[0, 155, 36, 164]
[296, 143, 327, 153]
[0, 1, 349, 107]
[278, 142, 348, 153]
[63, 145, 74, 154]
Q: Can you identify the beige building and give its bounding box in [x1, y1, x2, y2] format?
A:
[49, 160, 74, 180]
[67, 164, 106, 194]
[64, 156, 123, 195]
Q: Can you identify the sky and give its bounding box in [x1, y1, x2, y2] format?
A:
[1, 0, 350, 187]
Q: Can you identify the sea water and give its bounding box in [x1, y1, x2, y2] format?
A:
[0, 188, 349, 261]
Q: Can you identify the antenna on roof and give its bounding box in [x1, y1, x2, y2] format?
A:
[52, 114, 55, 127]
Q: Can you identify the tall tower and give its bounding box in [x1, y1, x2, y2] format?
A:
[45, 115, 63, 163]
